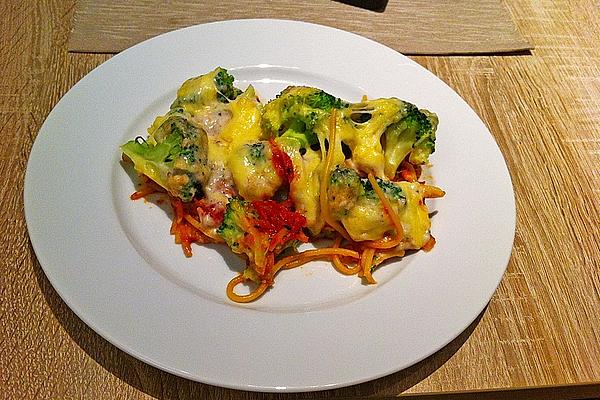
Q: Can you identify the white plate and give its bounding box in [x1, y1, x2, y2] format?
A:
[25, 19, 515, 392]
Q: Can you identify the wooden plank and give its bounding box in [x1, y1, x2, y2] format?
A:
[68, 0, 532, 54]
[401, 382, 600, 399]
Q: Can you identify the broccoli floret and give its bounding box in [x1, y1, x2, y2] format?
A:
[329, 165, 360, 185]
[361, 177, 405, 201]
[179, 144, 198, 163]
[334, 176, 407, 243]
[328, 166, 363, 217]
[171, 68, 241, 109]
[263, 86, 348, 147]
[177, 177, 201, 202]
[377, 179, 406, 200]
[229, 141, 285, 201]
[120, 112, 209, 202]
[216, 198, 270, 271]
[214, 68, 242, 102]
[383, 102, 438, 177]
[246, 142, 266, 163]
[279, 119, 317, 148]
[305, 90, 347, 111]
[217, 198, 308, 280]
[410, 109, 438, 164]
[216, 198, 247, 251]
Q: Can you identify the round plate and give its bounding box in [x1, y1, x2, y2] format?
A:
[25, 19, 515, 392]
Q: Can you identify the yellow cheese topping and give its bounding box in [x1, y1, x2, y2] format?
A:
[340, 181, 431, 248]
[217, 87, 263, 161]
[338, 98, 402, 177]
[228, 141, 283, 201]
[276, 136, 324, 234]
[171, 69, 264, 166]
[145, 72, 439, 248]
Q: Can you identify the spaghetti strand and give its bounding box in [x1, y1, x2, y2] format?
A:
[319, 109, 352, 241]
[332, 236, 361, 275]
[226, 275, 270, 303]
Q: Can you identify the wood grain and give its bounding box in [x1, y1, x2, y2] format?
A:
[68, 0, 532, 55]
[1, 0, 599, 398]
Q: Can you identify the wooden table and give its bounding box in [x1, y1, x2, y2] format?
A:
[2, 0, 599, 398]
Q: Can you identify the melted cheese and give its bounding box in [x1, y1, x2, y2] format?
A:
[147, 76, 438, 248]
[171, 69, 263, 166]
[217, 87, 263, 161]
[338, 99, 402, 177]
[342, 197, 391, 241]
[176, 70, 220, 111]
[395, 182, 432, 248]
[276, 136, 324, 234]
[339, 181, 432, 248]
[180, 86, 264, 164]
[169, 73, 265, 206]
[228, 142, 283, 201]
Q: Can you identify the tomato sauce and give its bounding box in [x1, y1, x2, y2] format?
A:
[251, 200, 306, 237]
[195, 199, 225, 225]
[268, 139, 294, 184]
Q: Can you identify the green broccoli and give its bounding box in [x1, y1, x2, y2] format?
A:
[327, 166, 363, 217]
[361, 177, 405, 201]
[329, 165, 361, 185]
[334, 176, 407, 243]
[246, 142, 267, 163]
[410, 109, 438, 164]
[216, 198, 248, 252]
[305, 89, 347, 111]
[383, 102, 438, 177]
[120, 112, 209, 202]
[170, 67, 242, 110]
[178, 144, 199, 164]
[227, 141, 287, 200]
[217, 198, 308, 279]
[279, 119, 315, 148]
[262, 86, 348, 148]
[214, 68, 242, 103]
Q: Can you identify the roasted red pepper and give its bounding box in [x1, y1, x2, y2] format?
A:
[268, 139, 294, 184]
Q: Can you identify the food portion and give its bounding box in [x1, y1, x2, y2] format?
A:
[121, 67, 444, 303]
